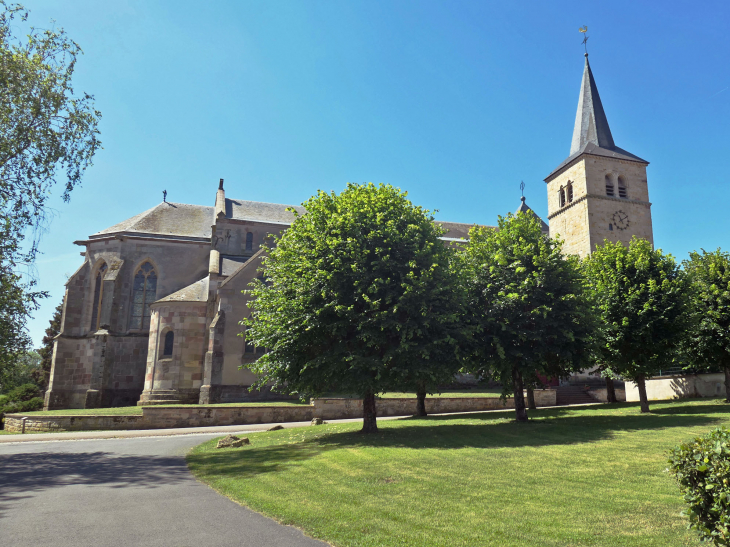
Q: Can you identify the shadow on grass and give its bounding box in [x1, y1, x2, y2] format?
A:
[188, 410, 723, 481]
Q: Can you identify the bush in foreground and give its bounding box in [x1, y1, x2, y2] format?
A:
[669, 427, 730, 545]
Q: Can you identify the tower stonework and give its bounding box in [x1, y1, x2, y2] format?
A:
[545, 54, 653, 257]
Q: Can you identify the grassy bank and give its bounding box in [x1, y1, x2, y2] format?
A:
[187, 399, 725, 547]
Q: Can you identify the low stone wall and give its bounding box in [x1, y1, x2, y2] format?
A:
[3, 414, 144, 433]
[313, 390, 556, 420]
[4, 391, 558, 433]
[625, 373, 726, 402]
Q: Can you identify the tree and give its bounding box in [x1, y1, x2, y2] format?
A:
[683, 249, 730, 402]
[0, 267, 38, 391]
[34, 300, 63, 390]
[460, 213, 594, 422]
[583, 237, 689, 413]
[0, 2, 100, 373]
[245, 183, 462, 433]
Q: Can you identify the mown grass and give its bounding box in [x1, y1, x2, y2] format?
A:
[187, 399, 728, 547]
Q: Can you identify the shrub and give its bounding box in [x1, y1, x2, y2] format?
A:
[7, 383, 41, 402]
[0, 394, 8, 407]
[668, 427, 730, 545]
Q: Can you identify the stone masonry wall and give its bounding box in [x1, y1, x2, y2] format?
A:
[5, 392, 557, 432]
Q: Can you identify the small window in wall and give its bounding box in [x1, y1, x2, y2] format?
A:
[609, 224, 613, 231]
[559, 187, 566, 207]
[605, 175, 615, 197]
[130, 262, 158, 330]
[246, 232, 254, 251]
[90, 263, 108, 331]
[163, 331, 174, 357]
[566, 182, 574, 203]
[243, 325, 266, 356]
[618, 176, 628, 199]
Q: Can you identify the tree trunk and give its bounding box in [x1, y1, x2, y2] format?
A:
[512, 367, 528, 422]
[636, 375, 650, 413]
[415, 383, 427, 417]
[361, 392, 378, 433]
[526, 385, 536, 410]
[605, 377, 617, 403]
[724, 366, 730, 403]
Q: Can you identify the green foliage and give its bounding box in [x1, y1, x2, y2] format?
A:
[0, 382, 42, 424]
[459, 212, 594, 418]
[0, 2, 100, 379]
[583, 238, 688, 378]
[683, 249, 730, 383]
[35, 301, 62, 390]
[669, 427, 730, 545]
[6, 381, 40, 401]
[244, 183, 462, 410]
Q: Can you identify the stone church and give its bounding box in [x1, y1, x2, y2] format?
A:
[44, 53, 652, 409]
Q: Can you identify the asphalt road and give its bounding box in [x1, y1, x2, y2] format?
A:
[0, 433, 329, 547]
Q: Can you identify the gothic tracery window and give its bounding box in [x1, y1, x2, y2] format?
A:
[90, 262, 107, 331]
[246, 232, 254, 251]
[130, 262, 157, 330]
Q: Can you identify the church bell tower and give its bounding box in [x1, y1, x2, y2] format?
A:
[545, 54, 653, 257]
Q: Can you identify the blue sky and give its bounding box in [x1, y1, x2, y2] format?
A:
[19, 0, 730, 346]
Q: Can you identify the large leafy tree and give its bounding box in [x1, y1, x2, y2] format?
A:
[583, 238, 689, 413]
[0, 3, 100, 373]
[683, 249, 730, 401]
[245, 183, 461, 433]
[460, 213, 594, 422]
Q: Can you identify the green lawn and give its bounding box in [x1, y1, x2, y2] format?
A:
[187, 399, 726, 547]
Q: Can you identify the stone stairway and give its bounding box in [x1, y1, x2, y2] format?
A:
[556, 385, 598, 406]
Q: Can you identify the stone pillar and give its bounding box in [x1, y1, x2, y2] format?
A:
[199, 310, 225, 404]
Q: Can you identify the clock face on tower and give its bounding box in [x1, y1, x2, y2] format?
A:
[612, 210, 630, 231]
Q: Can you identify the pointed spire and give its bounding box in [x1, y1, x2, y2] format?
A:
[570, 54, 615, 155]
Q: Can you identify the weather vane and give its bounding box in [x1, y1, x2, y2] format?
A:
[520, 180, 525, 197]
[579, 25, 589, 54]
[163, 189, 167, 203]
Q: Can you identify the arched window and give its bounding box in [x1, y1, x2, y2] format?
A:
[559, 187, 566, 207]
[163, 330, 174, 357]
[245, 232, 254, 251]
[605, 175, 615, 197]
[130, 262, 157, 330]
[617, 176, 628, 199]
[90, 262, 107, 331]
[566, 182, 574, 203]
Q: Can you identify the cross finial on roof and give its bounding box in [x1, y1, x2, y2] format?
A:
[163, 189, 167, 203]
[579, 26, 588, 55]
[520, 180, 525, 198]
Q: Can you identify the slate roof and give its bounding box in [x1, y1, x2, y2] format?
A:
[224, 199, 303, 224]
[220, 255, 251, 276]
[546, 55, 647, 181]
[437, 221, 481, 240]
[156, 276, 209, 303]
[515, 196, 549, 233]
[92, 202, 215, 240]
[92, 199, 305, 240]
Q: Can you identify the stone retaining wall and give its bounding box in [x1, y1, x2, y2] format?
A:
[625, 373, 727, 402]
[4, 391, 557, 433]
